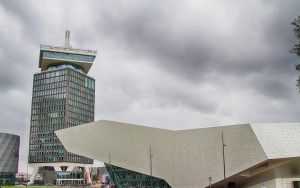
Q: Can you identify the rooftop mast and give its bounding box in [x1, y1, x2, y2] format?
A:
[65, 29, 72, 48]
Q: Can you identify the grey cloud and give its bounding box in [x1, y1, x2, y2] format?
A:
[90, 0, 300, 82]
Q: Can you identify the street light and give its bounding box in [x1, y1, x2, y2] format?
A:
[209, 177, 212, 188]
[26, 162, 28, 186]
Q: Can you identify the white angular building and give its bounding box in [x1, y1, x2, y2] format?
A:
[56, 120, 300, 188]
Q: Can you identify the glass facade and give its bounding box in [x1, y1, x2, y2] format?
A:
[56, 171, 84, 186]
[0, 133, 19, 185]
[105, 164, 171, 188]
[42, 51, 95, 62]
[29, 67, 95, 164]
[0, 172, 16, 185]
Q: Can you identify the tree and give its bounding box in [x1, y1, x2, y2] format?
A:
[91, 174, 99, 184]
[291, 16, 300, 91]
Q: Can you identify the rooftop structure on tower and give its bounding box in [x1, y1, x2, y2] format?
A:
[39, 30, 97, 74]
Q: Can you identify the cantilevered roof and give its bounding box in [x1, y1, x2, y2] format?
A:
[38, 31, 97, 74]
[39, 45, 97, 74]
[55, 120, 300, 188]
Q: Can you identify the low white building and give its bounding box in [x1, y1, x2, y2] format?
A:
[56, 120, 300, 188]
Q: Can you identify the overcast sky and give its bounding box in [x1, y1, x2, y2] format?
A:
[0, 0, 300, 173]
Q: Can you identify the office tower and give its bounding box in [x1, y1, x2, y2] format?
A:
[28, 30, 96, 185]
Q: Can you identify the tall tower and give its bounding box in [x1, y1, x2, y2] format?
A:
[28, 30, 97, 185]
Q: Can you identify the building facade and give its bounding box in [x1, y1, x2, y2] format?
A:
[28, 30, 96, 185]
[0, 133, 20, 185]
[56, 120, 300, 188]
[105, 163, 170, 188]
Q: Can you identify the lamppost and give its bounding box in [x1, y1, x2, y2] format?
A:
[150, 145, 153, 188]
[221, 133, 226, 179]
[209, 177, 212, 188]
[26, 162, 28, 186]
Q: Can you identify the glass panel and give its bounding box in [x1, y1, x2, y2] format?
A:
[43, 51, 95, 62]
[105, 164, 171, 188]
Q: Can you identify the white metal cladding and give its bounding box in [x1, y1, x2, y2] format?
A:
[55, 120, 300, 188]
[56, 120, 175, 185]
[0, 133, 20, 173]
[173, 124, 267, 188]
[251, 123, 300, 159]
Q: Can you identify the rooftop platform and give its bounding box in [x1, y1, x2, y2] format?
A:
[39, 30, 97, 74]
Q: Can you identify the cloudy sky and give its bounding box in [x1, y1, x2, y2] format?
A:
[1, 0, 300, 172]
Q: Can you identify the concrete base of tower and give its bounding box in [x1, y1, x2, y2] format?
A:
[29, 162, 92, 185]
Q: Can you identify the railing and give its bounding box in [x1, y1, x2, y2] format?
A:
[40, 44, 97, 55]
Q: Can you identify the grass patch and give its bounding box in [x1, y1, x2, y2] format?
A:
[2, 186, 61, 188]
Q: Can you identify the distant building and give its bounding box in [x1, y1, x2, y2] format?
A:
[28, 30, 97, 185]
[16, 172, 30, 182]
[90, 166, 111, 184]
[57, 120, 300, 188]
[0, 133, 20, 185]
[90, 166, 109, 177]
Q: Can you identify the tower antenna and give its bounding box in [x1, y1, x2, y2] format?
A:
[65, 29, 72, 48]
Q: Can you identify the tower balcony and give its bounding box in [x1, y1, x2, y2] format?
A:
[39, 45, 97, 74]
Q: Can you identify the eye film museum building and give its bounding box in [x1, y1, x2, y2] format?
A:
[28, 31, 96, 185]
[56, 120, 300, 188]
